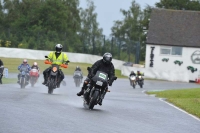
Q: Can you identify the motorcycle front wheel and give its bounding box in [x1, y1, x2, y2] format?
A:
[21, 77, 25, 89]
[48, 86, 54, 94]
[0, 76, 2, 84]
[30, 77, 35, 87]
[89, 90, 99, 110]
[48, 79, 54, 94]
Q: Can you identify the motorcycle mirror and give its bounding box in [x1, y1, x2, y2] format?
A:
[87, 67, 91, 71]
[45, 56, 48, 58]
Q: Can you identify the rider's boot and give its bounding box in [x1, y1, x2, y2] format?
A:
[77, 87, 85, 96]
[17, 74, 20, 84]
[57, 80, 62, 88]
[42, 77, 47, 85]
[98, 99, 103, 106]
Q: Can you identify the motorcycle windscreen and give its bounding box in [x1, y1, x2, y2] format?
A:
[73, 71, 82, 78]
[21, 71, 26, 77]
[130, 76, 136, 80]
[92, 71, 108, 86]
[30, 69, 39, 76]
[20, 66, 28, 72]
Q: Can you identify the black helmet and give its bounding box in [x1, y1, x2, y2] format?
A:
[103, 52, 112, 65]
[55, 44, 63, 53]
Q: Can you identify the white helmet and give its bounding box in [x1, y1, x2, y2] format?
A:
[33, 62, 37, 66]
[23, 59, 28, 64]
[55, 44, 63, 53]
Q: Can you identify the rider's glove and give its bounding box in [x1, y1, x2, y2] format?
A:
[88, 73, 94, 79]
[65, 60, 70, 65]
[109, 80, 113, 86]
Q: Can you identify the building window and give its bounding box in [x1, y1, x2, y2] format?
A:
[172, 47, 182, 55]
[160, 46, 182, 56]
[160, 47, 171, 55]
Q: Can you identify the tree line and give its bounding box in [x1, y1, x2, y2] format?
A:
[0, 0, 200, 62]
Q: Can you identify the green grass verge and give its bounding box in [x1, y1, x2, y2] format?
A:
[0, 57, 126, 78]
[147, 88, 200, 118]
[2, 78, 17, 84]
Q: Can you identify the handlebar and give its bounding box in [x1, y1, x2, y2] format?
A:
[44, 60, 68, 68]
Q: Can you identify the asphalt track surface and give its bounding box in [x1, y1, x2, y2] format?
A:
[0, 75, 200, 133]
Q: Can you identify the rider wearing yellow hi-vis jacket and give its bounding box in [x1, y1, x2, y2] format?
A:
[42, 44, 69, 87]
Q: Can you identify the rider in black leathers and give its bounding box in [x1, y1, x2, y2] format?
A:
[129, 71, 136, 85]
[0, 59, 3, 67]
[0, 59, 4, 84]
[75, 66, 81, 71]
[77, 52, 116, 105]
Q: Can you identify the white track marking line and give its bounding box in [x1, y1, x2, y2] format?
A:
[142, 90, 200, 121]
[159, 98, 200, 122]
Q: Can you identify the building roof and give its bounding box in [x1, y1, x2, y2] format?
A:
[147, 8, 200, 47]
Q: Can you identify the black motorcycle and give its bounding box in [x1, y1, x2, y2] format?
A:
[0, 66, 4, 84]
[44, 56, 68, 94]
[46, 64, 60, 94]
[73, 71, 83, 87]
[137, 75, 144, 88]
[83, 69, 117, 110]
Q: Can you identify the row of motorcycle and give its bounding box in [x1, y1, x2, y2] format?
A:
[129, 74, 144, 89]
[14, 55, 118, 110]
[18, 66, 39, 88]
[0, 66, 4, 84]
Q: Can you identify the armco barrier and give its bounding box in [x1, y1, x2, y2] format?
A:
[0, 47, 194, 82]
[0, 47, 125, 70]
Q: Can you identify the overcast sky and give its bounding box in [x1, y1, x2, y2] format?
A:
[79, 0, 160, 36]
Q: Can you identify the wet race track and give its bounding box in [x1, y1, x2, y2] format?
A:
[0, 75, 200, 133]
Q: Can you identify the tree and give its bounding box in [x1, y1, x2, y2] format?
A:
[155, 0, 200, 11]
[111, 0, 143, 62]
[79, 0, 103, 55]
[0, 0, 81, 50]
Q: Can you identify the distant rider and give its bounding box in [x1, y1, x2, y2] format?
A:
[75, 66, 81, 71]
[129, 71, 136, 85]
[17, 59, 31, 84]
[31, 62, 40, 77]
[74, 66, 83, 79]
[136, 70, 144, 82]
[77, 52, 116, 106]
[42, 44, 69, 88]
[0, 59, 4, 84]
[129, 71, 136, 77]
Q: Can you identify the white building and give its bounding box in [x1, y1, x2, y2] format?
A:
[145, 8, 200, 82]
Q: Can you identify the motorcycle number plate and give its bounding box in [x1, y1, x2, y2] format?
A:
[96, 81, 103, 86]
